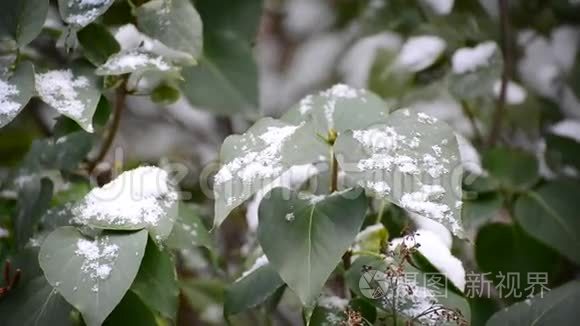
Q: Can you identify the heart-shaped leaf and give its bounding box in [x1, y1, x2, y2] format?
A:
[0, 62, 35, 128]
[282, 84, 390, 136]
[335, 108, 465, 237]
[35, 63, 101, 133]
[0, 0, 49, 46]
[257, 187, 367, 305]
[514, 181, 580, 265]
[39, 227, 148, 326]
[135, 0, 202, 61]
[212, 117, 326, 227]
[72, 166, 178, 242]
[57, 0, 115, 27]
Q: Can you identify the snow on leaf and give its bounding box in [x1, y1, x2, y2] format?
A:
[395, 35, 447, 72]
[282, 84, 390, 136]
[335, 108, 465, 237]
[35, 67, 100, 132]
[492, 80, 527, 105]
[72, 166, 178, 241]
[95, 50, 173, 76]
[0, 62, 35, 128]
[452, 41, 498, 74]
[58, 0, 115, 27]
[213, 117, 325, 227]
[420, 0, 454, 15]
[236, 255, 269, 282]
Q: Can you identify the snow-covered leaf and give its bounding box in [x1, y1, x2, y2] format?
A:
[335, 108, 465, 237]
[72, 166, 179, 242]
[420, 0, 454, 15]
[213, 118, 326, 227]
[257, 187, 367, 305]
[57, 0, 115, 28]
[39, 227, 148, 326]
[0, 62, 35, 128]
[95, 50, 174, 76]
[449, 41, 502, 99]
[282, 84, 390, 136]
[135, 0, 202, 62]
[0, 0, 49, 46]
[394, 35, 447, 72]
[309, 297, 376, 326]
[35, 64, 101, 133]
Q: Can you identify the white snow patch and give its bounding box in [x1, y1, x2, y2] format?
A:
[73, 166, 178, 227]
[283, 0, 336, 39]
[550, 119, 580, 143]
[0, 227, 9, 238]
[395, 35, 446, 72]
[35, 70, 93, 131]
[99, 51, 171, 73]
[452, 41, 498, 74]
[420, 0, 454, 15]
[0, 79, 20, 117]
[318, 296, 349, 310]
[400, 185, 461, 235]
[390, 229, 466, 291]
[75, 237, 119, 282]
[457, 134, 483, 175]
[237, 255, 269, 281]
[493, 80, 527, 105]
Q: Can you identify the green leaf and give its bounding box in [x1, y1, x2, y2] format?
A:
[0, 276, 73, 326]
[0, 62, 35, 128]
[257, 187, 367, 305]
[181, 33, 258, 116]
[57, 0, 115, 27]
[514, 181, 580, 265]
[482, 148, 539, 191]
[448, 42, 503, 100]
[103, 291, 157, 326]
[487, 281, 580, 326]
[212, 117, 326, 227]
[71, 167, 178, 242]
[0, 0, 49, 46]
[38, 227, 148, 326]
[95, 50, 175, 76]
[224, 263, 284, 315]
[14, 176, 53, 248]
[131, 239, 179, 320]
[462, 192, 503, 229]
[368, 49, 414, 99]
[35, 63, 101, 133]
[282, 84, 391, 136]
[151, 83, 180, 105]
[195, 0, 262, 43]
[335, 108, 465, 237]
[545, 133, 580, 172]
[135, 0, 202, 61]
[475, 223, 559, 299]
[166, 203, 213, 251]
[77, 23, 121, 66]
[346, 255, 471, 324]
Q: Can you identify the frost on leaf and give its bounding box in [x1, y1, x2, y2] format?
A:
[96, 50, 173, 76]
[335, 108, 465, 237]
[35, 69, 99, 132]
[213, 118, 322, 227]
[72, 166, 178, 240]
[58, 0, 115, 27]
[0, 79, 21, 125]
[282, 84, 390, 136]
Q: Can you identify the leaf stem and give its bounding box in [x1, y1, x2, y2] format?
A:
[375, 200, 386, 224]
[488, 0, 512, 147]
[88, 81, 127, 173]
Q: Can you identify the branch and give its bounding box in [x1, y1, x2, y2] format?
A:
[488, 0, 512, 146]
[88, 82, 127, 173]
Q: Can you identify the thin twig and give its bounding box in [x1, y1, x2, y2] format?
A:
[88, 82, 127, 173]
[488, 0, 512, 147]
